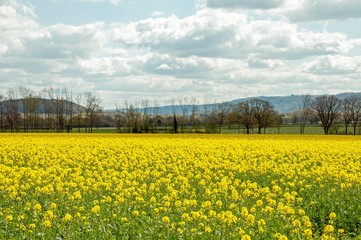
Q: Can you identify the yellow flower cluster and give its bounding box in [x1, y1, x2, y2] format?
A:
[0, 134, 360, 238]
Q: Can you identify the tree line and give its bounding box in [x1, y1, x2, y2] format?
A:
[114, 94, 361, 135]
[296, 94, 361, 135]
[1, 87, 361, 134]
[0, 87, 102, 133]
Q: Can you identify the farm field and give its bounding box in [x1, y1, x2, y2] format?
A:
[0, 134, 360, 239]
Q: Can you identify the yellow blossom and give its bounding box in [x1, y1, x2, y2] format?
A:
[324, 225, 334, 234]
[204, 226, 212, 233]
[6, 215, 13, 222]
[241, 234, 251, 240]
[162, 216, 170, 223]
[34, 204, 42, 212]
[304, 229, 313, 237]
[91, 205, 101, 214]
[62, 213, 72, 222]
[42, 220, 52, 228]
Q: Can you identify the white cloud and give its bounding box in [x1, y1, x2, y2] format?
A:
[284, 0, 361, 22]
[76, 56, 132, 75]
[156, 64, 174, 70]
[0, 43, 8, 55]
[110, 9, 354, 60]
[1, 0, 361, 108]
[247, 56, 284, 69]
[151, 11, 165, 17]
[206, 0, 285, 9]
[55, 0, 123, 5]
[302, 55, 361, 75]
[44, 22, 107, 58]
[203, 0, 361, 22]
[0, 0, 36, 17]
[0, 1, 42, 54]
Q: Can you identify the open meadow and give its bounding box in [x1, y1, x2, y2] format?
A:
[0, 134, 360, 239]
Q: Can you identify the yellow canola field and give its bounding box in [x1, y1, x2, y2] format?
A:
[0, 134, 360, 239]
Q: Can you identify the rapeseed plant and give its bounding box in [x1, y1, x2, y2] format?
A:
[0, 134, 360, 239]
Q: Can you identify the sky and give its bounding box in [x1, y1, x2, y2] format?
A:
[1, 0, 361, 109]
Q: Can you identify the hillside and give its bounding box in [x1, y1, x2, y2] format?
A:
[230, 92, 361, 114]
[4, 93, 360, 116]
[106, 92, 361, 115]
[0, 98, 84, 114]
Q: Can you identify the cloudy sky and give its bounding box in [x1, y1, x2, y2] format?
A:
[1, 0, 361, 108]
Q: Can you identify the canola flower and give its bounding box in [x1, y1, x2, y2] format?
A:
[0, 134, 360, 239]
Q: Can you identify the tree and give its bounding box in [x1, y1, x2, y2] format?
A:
[0, 94, 4, 132]
[299, 94, 312, 134]
[234, 100, 255, 134]
[115, 104, 127, 133]
[19, 87, 31, 132]
[215, 102, 231, 134]
[202, 99, 218, 134]
[75, 93, 84, 133]
[342, 97, 353, 135]
[173, 114, 178, 134]
[251, 99, 276, 134]
[312, 95, 342, 135]
[84, 92, 102, 133]
[124, 101, 140, 133]
[64, 88, 74, 133]
[150, 100, 160, 133]
[54, 88, 66, 132]
[6, 88, 21, 132]
[141, 99, 150, 133]
[346, 95, 361, 135]
[44, 87, 56, 131]
[28, 91, 40, 131]
[178, 96, 189, 132]
[169, 98, 178, 133]
[190, 97, 200, 132]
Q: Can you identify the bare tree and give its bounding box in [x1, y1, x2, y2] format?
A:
[178, 96, 189, 132]
[6, 88, 21, 132]
[312, 95, 342, 135]
[215, 102, 231, 134]
[75, 93, 83, 133]
[342, 97, 353, 135]
[251, 99, 276, 134]
[189, 97, 200, 132]
[123, 101, 141, 133]
[168, 98, 178, 133]
[299, 94, 312, 134]
[233, 100, 255, 134]
[28, 91, 40, 131]
[84, 92, 102, 133]
[346, 95, 361, 135]
[201, 99, 217, 133]
[141, 99, 150, 133]
[44, 88, 56, 131]
[201, 99, 210, 133]
[0, 94, 4, 132]
[54, 88, 66, 132]
[17, 88, 40, 132]
[150, 100, 160, 133]
[263, 109, 280, 134]
[18, 87, 31, 132]
[64, 88, 74, 133]
[115, 104, 127, 133]
[173, 113, 178, 134]
[129, 102, 141, 133]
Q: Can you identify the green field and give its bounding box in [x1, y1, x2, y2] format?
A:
[85, 124, 354, 135]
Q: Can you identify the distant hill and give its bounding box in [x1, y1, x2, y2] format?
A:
[229, 92, 361, 114]
[106, 92, 361, 115]
[0, 98, 84, 114]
